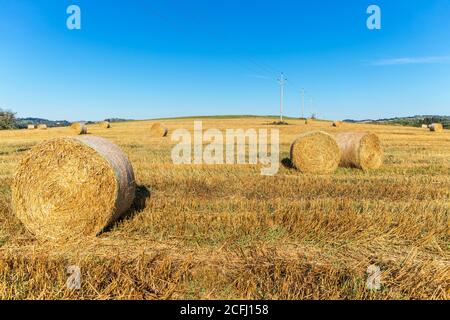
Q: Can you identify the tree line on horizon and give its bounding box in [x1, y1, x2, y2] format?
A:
[1, 107, 449, 130]
[0, 108, 125, 130]
[0, 108, 71, 129]
[0, 108, 15, 130]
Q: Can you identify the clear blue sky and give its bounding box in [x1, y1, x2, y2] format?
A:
[1, 0, 449, 121]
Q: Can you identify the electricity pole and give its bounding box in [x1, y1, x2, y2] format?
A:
[278, 73, 287, 122]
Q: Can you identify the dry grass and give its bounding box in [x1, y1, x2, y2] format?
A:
[0, 117, 449, 300]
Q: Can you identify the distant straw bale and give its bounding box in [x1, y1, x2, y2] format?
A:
[98, 121, 111, 129]
[335, 132, 383, 171]
[332, 121, 342, 127]
[11, 136, 136, 241]
[429, 123, 444, 132]
[27, 124, 36, 130]
[37, 124, 47, 130]
[290, 131, 341, 174]
[421, 124, 429, 129]
[150, 123, 168, 137]
[71, 122, 88, 135]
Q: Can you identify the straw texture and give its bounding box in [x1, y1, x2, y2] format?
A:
[70, 122, 88, 135]
[98, 121, 111, 129]
[290, 131, 341, 174]
[335, 132, 383, 171]
[150, 123, 168, 137]
[11, 136, 136, 241]
[429, 123, 443, 132]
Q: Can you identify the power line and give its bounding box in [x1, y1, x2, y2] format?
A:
[247, 57, 281, 77]
[136, 1, 318, 120]
[139, 0, 280, 80]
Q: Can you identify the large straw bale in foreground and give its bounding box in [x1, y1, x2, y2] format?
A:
[290, 131, 340, 174]
[70, 122, 88, 135]
[150, 123, 168, 137]
[429, 123, 444, 132]
[335, 132, 383, 171]
[12, 136, 136, 240]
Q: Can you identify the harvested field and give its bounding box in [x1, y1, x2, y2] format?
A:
[0, 117, 449, 299]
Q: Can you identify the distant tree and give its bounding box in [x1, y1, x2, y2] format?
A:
[311, 113, 317, 120]
[0, 108, 16, 129]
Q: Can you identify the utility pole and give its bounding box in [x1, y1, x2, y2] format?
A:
[278, 73, 287, 122]
[300, 88, 305, 119]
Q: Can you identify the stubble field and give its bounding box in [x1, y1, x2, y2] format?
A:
[0, 117, 448, 299]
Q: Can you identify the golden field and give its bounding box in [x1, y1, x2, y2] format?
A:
[0, 117, 448, 300]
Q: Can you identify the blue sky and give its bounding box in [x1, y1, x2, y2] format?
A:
[1, 0, 449, 121]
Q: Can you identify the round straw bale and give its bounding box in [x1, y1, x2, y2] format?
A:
[421, 124, 429, 129]
[37, 124, 47, 130]
[429, 123, 444, 132]
[332, 121, 342, 127]
[335, 132, 383, 171]
[71, 122, 88, 135]
[27, 124, 36, 130]
[150, 122, 168, 137]
[98, 121, 111, 129]
[11, 136, 136, 240]
[290, 131, 340, 174]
